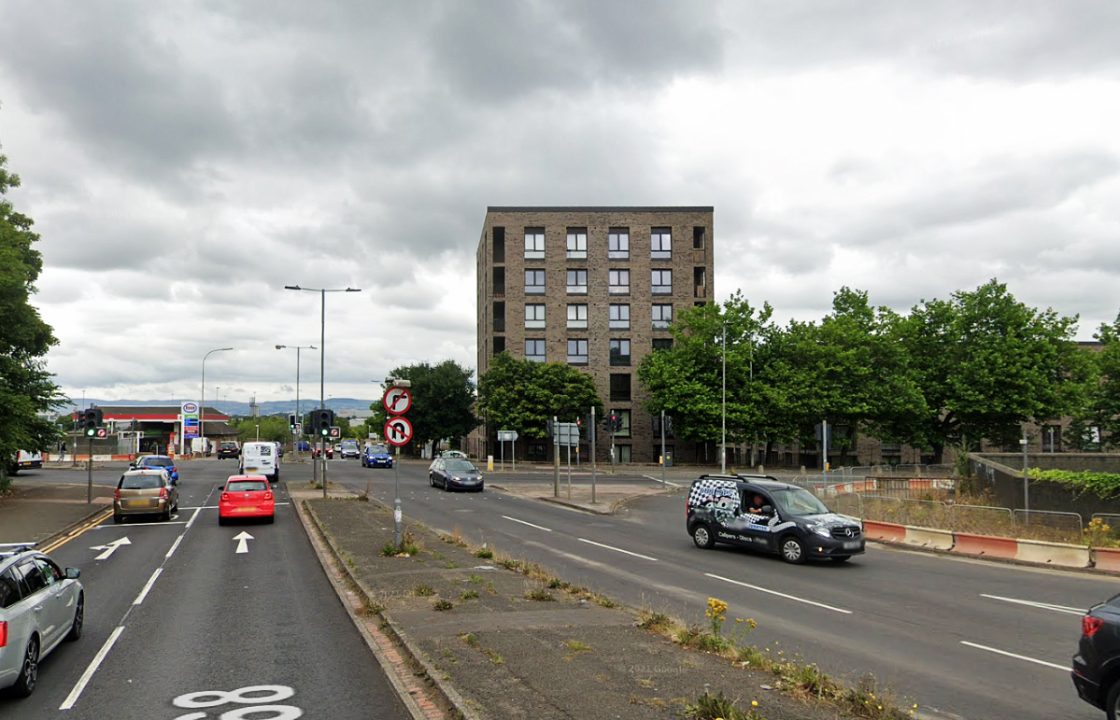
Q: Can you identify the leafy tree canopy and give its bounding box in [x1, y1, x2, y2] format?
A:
[369, 360, 477, 449]
[478, 353, 601, 440]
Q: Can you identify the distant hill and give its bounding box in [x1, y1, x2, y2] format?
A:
[60, 398, 376, 419]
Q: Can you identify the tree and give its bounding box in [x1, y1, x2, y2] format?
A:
[370, 360, 477, 452]
[0, 149, 62, 488]
[896, 279, 1083, 462]
[477, 353, 601, 441]
[1078, 312, 1120, 448]
[230, 416, 290, 444]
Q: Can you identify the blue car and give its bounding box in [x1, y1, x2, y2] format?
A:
[362, 444, 393, 468]
[131, 454, 179, 483]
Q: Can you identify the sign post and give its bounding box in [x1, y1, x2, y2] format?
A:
[497, 430, 518, 472]
[384, 383, 413, 550]
[590, 406, 597, 505]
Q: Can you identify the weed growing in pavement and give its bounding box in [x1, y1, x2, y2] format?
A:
[590, 593, 617, 608]
[459, 633, 479, 647]
[524, 585, 556, 602]
[466, 574, 484, 584]
[564, 639, 592, 653]
[433, 598, 454, 611]
[685, 690, 762, 720]
[460, 589, 480, 600]
[379, 542, 398, 557]
[413, 583, 435, 597]
[484, 649, 505, 666]
[400, 529, 420, 556]
[474, 546, 494, 559]
[637, 610, 673, 633]
[497, 556, 521, 571]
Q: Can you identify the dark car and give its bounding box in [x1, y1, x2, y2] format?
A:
[217, 441, 240, 459]
[1073, 593, 1120, 718]
[429, 458, 484, 492]
[362, 444, 393, 468]
[131, 455, 179, 483]
[685, 475, 864, 564]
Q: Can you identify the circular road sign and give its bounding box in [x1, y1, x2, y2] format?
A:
[96, 428, 108, 439]
[383, 387, 412, 415]
[384, 416, 414, 447]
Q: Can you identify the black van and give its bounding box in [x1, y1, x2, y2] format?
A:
[685, 475, 864, 564]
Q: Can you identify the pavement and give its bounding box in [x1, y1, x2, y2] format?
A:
[0, 481, 113, 545]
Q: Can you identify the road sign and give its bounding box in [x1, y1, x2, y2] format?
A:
[383, 387, 412, 415]
[95, 427, 108, 439]
[554, 422, 579, 447]
[292, 423, 302, 435]
[329, 426, 341, 439]
[384, 416, 413, 447]
[497, 430, 518, 442]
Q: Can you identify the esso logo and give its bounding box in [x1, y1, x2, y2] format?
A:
[182, 402, 199, 414]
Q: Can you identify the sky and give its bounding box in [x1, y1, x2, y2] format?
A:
[1, 0, 1118, 406]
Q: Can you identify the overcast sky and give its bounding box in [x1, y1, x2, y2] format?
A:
[2, 0, 1118, 406]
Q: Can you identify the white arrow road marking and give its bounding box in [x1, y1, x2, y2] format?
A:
[89, 536, 131, 560]
[979, 593, 1085, 616]
[233, 531, 254, 554]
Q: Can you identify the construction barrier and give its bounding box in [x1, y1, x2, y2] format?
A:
[1014, 538, 1091, 568]
[861, 520, 907, 543]
[901, 526, 954, 551]
[948, 532, 1019, 560]
[1093, 547, 1120, 573]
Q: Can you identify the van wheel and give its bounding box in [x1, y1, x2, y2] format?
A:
[780, 536, 807, 564]
[691, 523, 715, 549]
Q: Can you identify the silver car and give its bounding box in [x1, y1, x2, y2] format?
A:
[0, 545, 83, 697]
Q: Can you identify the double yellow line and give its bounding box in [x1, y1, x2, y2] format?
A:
[40, 509, 113, 554]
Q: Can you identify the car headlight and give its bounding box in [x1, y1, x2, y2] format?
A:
[452, 476, 461, 482]
[808, 524, 831, 538]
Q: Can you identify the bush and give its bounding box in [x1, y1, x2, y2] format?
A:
[1028, 468, 1120, 499]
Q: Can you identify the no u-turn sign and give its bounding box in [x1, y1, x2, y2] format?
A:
[384, 416, 413, 447]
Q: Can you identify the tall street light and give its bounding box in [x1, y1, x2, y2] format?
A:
[284, 284, 362, 497]
[721, 323, 727, 474]
[276, 344, 317, 456]
[201, 347, 234, 454]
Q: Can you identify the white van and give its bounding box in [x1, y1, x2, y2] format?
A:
[239, 441, 280, 480]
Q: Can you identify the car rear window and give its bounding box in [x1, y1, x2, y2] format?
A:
[121, 474, 163, 489]
[142, 457, 173, 467]
[0, 568, 23, 608]
[228, 480, 268, 492]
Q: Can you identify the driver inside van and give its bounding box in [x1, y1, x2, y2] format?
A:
[745, 493, 770, 518]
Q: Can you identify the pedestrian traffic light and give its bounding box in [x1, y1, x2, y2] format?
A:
[605, 413, 620, 433]
[314, 409, 334, 437]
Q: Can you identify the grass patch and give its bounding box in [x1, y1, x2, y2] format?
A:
[459, 633, 479, 648]
[474, 546, 494, 559]
[564, 639, 592, 653]
[466, 574, 485, 584]
[413, 583, 435, 597]
[637, 610, 674, 633]
[460, 589, 480, 600]
[433, 598, 454, 612]
[524, 586, 556, 602]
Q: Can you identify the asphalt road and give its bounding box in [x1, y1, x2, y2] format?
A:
[0, 460, 408, 719]
[331, 457, 1112, 720]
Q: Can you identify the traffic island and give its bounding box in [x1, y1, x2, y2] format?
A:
[299, 496, 919, 720]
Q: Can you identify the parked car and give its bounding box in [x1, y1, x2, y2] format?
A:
[685, 475, 864, 564]
[339, 440, 360, 460]
[113, 469, 179, 523]
[312, 445, 334, 459]
[362, 444, 393, 468]
[217, 441, 240, 459]
[0, 544, 83, 697]
[429, 458, 484, 492]
[1073, 593, 1120, 718]
[130, 454, 179, 483]
[239, 441, 280, 481]
[218, 475, 275, 525]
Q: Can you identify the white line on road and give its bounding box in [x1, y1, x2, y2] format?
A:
[60, 625, 125, 710]
[185, 506, 203, 529]
[577, 537, 658, 561]
[960, 641, 1068, 671]
[165, 534, 185, 559]
[979, 593, 1085, 616]
[705, 573, 853, 614]
[132, 568, 162, 605]
[502, 515, 553, 532]
[642, 474, 682, 487]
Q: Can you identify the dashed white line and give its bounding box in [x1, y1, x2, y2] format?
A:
[132, 568, 162, 605]
[165, 534, 185, 559]
[705, 573, 853, 614]
[960, 641, 1068, 671]
[979, 593, 1085, 616]
[577, 537, 658, 561]
[185, 507, 203, 529]
[502, 515, 553, 532]
[60, 625, 125, 710]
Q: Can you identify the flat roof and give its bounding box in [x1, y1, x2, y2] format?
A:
[486, 206, 713, 213]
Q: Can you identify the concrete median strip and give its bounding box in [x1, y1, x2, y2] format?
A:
[861, 520, 906, 542]
[901, 526, 954, 551]
[1013, 538, 1091, 568]
[1093, 547, 1120, 573]
[948, 532, 1019, 560]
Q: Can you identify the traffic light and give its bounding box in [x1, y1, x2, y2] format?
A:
[604, 413, 620, 433]
[288, 413, 298, 430]
[313, 409, 335, 437]
[82, 408, 103, 437]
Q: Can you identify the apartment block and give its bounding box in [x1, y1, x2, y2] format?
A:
[476, 206, 714, 464]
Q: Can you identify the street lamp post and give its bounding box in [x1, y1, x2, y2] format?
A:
[276, 344, 317, 458]
[201, 347, 234, 456]
[721, 323, 727, 474]
[285, 285, 361, 498]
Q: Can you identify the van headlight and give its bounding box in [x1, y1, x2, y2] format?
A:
[808, 524, 831, 538]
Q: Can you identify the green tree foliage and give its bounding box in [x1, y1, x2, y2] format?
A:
[896, 279, 1083, 461]
[230, 416, 291, 444]
[1078, 312, 1120, 449]
[0, 150, 62, 487]
[369, 360, 477, 450]
[477, 353, 602, 440]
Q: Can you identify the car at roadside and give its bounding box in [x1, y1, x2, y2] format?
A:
[218, 475, 275, 525]
[429, 457, 484, 492]
[131, 454, 179, 483]
[217, 441, 240, 459]
[0, 544, 84, 697]
[312, 445, 334, 459]
[340, 440, 360, 460]
[1073, 593, 1120, 718]
[362, 444, 393, 468]
[113, 469, 179, 523]
[685, 475, 864, 564]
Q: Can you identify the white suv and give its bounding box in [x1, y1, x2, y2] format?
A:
[0, 545, 84, 697]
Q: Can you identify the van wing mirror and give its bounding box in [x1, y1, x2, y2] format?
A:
[761, 505, 774, 515]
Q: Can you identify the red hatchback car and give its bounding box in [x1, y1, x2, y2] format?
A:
[218, 475, 275, 525]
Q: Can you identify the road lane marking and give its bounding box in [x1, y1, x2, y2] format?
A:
[641, 474, 682, 487]
[60, 625, 125, 710]
[89, 536, 131, 560]
[979, 593, 1085, 616]
[41, 509, 113, 553]
[959, 641, 1067, 671]
[233, 531, 254, 554]
[96, 521, 186, 528]
[577, 537, 658, 561]
[502, 515, 553, 532]
[133, 568, 163, 605]
[166, 534, 185, 559]
[185, 506, 203, 529]
[704, 573, 853, 615]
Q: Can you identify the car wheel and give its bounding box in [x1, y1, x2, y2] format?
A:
[1107, 679, 1120, 720]
[11, 637, 39, 697]
[266, 515, 275, 524]
[691, 523, 715, 549]
[66, 593, 84, 641]
[780, 535, 807, 564]
[830, 555, 851, 563]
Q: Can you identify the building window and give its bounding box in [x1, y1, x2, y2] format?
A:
[610, 374, 631, 401]
[525, 269, 545, 294]
[610, 409, 632, 438]
[525, 339, 546, 362]
[693, 267, 706, 298]
[609, 339, 631, 366]
[567, 304, 588, 329]
[652, 304, 673, 329]
[608, 228, 629, 259]
[651, 269, 672, 295]
[609, 303, 630, 330]
[493, 227, 505, 262]
[493, 301, 505, 332]
[567, 269, 588, 294]
[693, 226, 705, 249]
[652, 338, 673, 351]
[651, 227, 671, 259]
[566, 228, 587, 259]
[567, 339, 588, 365]
[493, 336, 505, 354]
[524, 228, 545, 259]
[609, 269, 630, 295]
[525, 303, 545, 329]
[493, 267, 505, 297]
[617, 444, 632, 463]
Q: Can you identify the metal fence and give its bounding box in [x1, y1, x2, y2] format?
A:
[819, 464, 955, 480]
[1090, 514, 1120, 546]
[1013, 510, 1084, 545]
